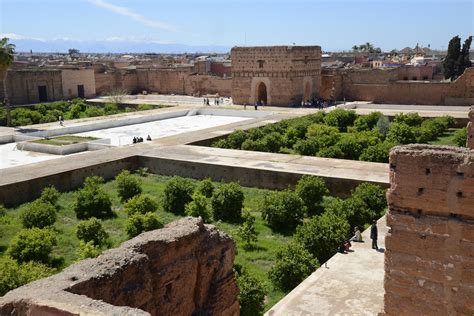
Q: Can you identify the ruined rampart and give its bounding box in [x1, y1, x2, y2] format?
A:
[0, 217, 239, 316]
[384, 145, 474, 315]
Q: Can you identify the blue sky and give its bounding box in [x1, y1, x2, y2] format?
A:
[0, 0, 473, 51]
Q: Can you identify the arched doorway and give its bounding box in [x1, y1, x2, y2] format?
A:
[303, 82, 312, 102]
[257, 82, 267, 104]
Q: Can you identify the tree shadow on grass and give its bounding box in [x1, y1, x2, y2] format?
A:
[242, 244, 267, 252]
[0, 245, 8, 255]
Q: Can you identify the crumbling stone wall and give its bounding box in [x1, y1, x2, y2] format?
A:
[323, 67, 474, 105]
[468, 107, 473, 149]
[384, 145, 474, 315]
[0, 217, 239, 316]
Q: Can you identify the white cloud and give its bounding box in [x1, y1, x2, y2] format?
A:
[0, 33, 45, 41]
[87, 0, 176, 31]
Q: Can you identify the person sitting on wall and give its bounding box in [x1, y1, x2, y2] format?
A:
[351, 227, 363, 242]
[146, 135, 152, 141]
[344, 240, 352, 252]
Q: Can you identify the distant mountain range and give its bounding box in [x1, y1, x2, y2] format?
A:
[9, 38, 232, 54]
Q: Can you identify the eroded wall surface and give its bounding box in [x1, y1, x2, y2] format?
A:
[384, 145, 474, 315]
[231, 46, 322, 105]
[0, 217, 239, 316]
[321, 67, 474, 105]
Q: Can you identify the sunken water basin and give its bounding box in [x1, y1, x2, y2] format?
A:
[0, 108, 270, 170]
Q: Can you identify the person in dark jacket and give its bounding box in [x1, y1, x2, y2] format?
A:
[370, 220, 378, 250]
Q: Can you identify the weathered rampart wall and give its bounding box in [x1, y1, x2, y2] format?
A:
[384, 145, 474, 315]
[0, 217, 239, 316]
[321, 67, 474, 105]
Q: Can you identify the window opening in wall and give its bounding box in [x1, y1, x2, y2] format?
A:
[258, 60, 265, 68]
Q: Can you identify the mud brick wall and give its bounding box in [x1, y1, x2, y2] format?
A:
[0, 217, 239, 316]
[384, 145, 474, 315]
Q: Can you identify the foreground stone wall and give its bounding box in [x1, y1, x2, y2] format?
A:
[384, 145, 474, 315]
[0, 217, 239, 316]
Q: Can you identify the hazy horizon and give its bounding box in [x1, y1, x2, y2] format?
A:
[1, 0, 473, 54]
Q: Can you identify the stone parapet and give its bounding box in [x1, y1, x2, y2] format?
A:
[384, 144, 474, 315]
[0, 217, 239, 316]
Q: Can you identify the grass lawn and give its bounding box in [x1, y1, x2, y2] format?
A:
[428, 128, 459, 146]
[33, 136, 98, 146]
[0, 174, 290, 311]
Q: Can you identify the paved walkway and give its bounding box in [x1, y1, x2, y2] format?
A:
[266, 216, 388, 316]
[141, 145, 389, 185]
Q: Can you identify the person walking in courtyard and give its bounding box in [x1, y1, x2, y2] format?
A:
[370, 220, 378, 250]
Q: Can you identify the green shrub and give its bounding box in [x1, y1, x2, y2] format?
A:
[234, 265, 266, 316]
[124, 194, 158, 216]
[84, 106, 106, 117]
[393, 112, 423, 126]
[73, 176, 113, 219]
[317, 145, 344, 158]
[137, 104, 154, 111]
[196, 178, 215, 198]
[353, 112, 382, 131]
[284, 124, 308, 147]
[268, 242, 319, 292]
[335, 134, 364, 160]
[323, 109, 356, 132]
[359, 141, 394, 163]
[325, 197, 374, 231]
[8, 228, 57, 263]
[163, 176, 195, 215]
[226, 130, 248, 149]
[241, 139, 268, 152]
[77, 241, 102, 259]
[294, 212, 350, 263]
[20, 200, 57, 229]
[386, 122, 417, 144]
[185, 192, 212, 223]
[39, 186, 60, 206]
[352, 183, 387, 216]
[306, 124, 341, 148]
[261, 190, 306, 231]
[237, 210, 259, 250]
[295, 175, 329, 215]
[293, 138, 319, 156]
[125, 212, 163, 238]
[116, 170, 142, 202]
[0, 257, 55, 296]
[211, 182, 244, 222]
[76, 217, 109, 246]
[104, 103, 118, 114]
[0, 204, 6, 217]
[262, 132, 285, 153]
[453, 128, 467, 147]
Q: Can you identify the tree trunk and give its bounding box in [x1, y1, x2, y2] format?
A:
[1, 66, 10, 127]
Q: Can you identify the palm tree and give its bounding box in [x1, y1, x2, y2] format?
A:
[0, 37, 16, 127]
